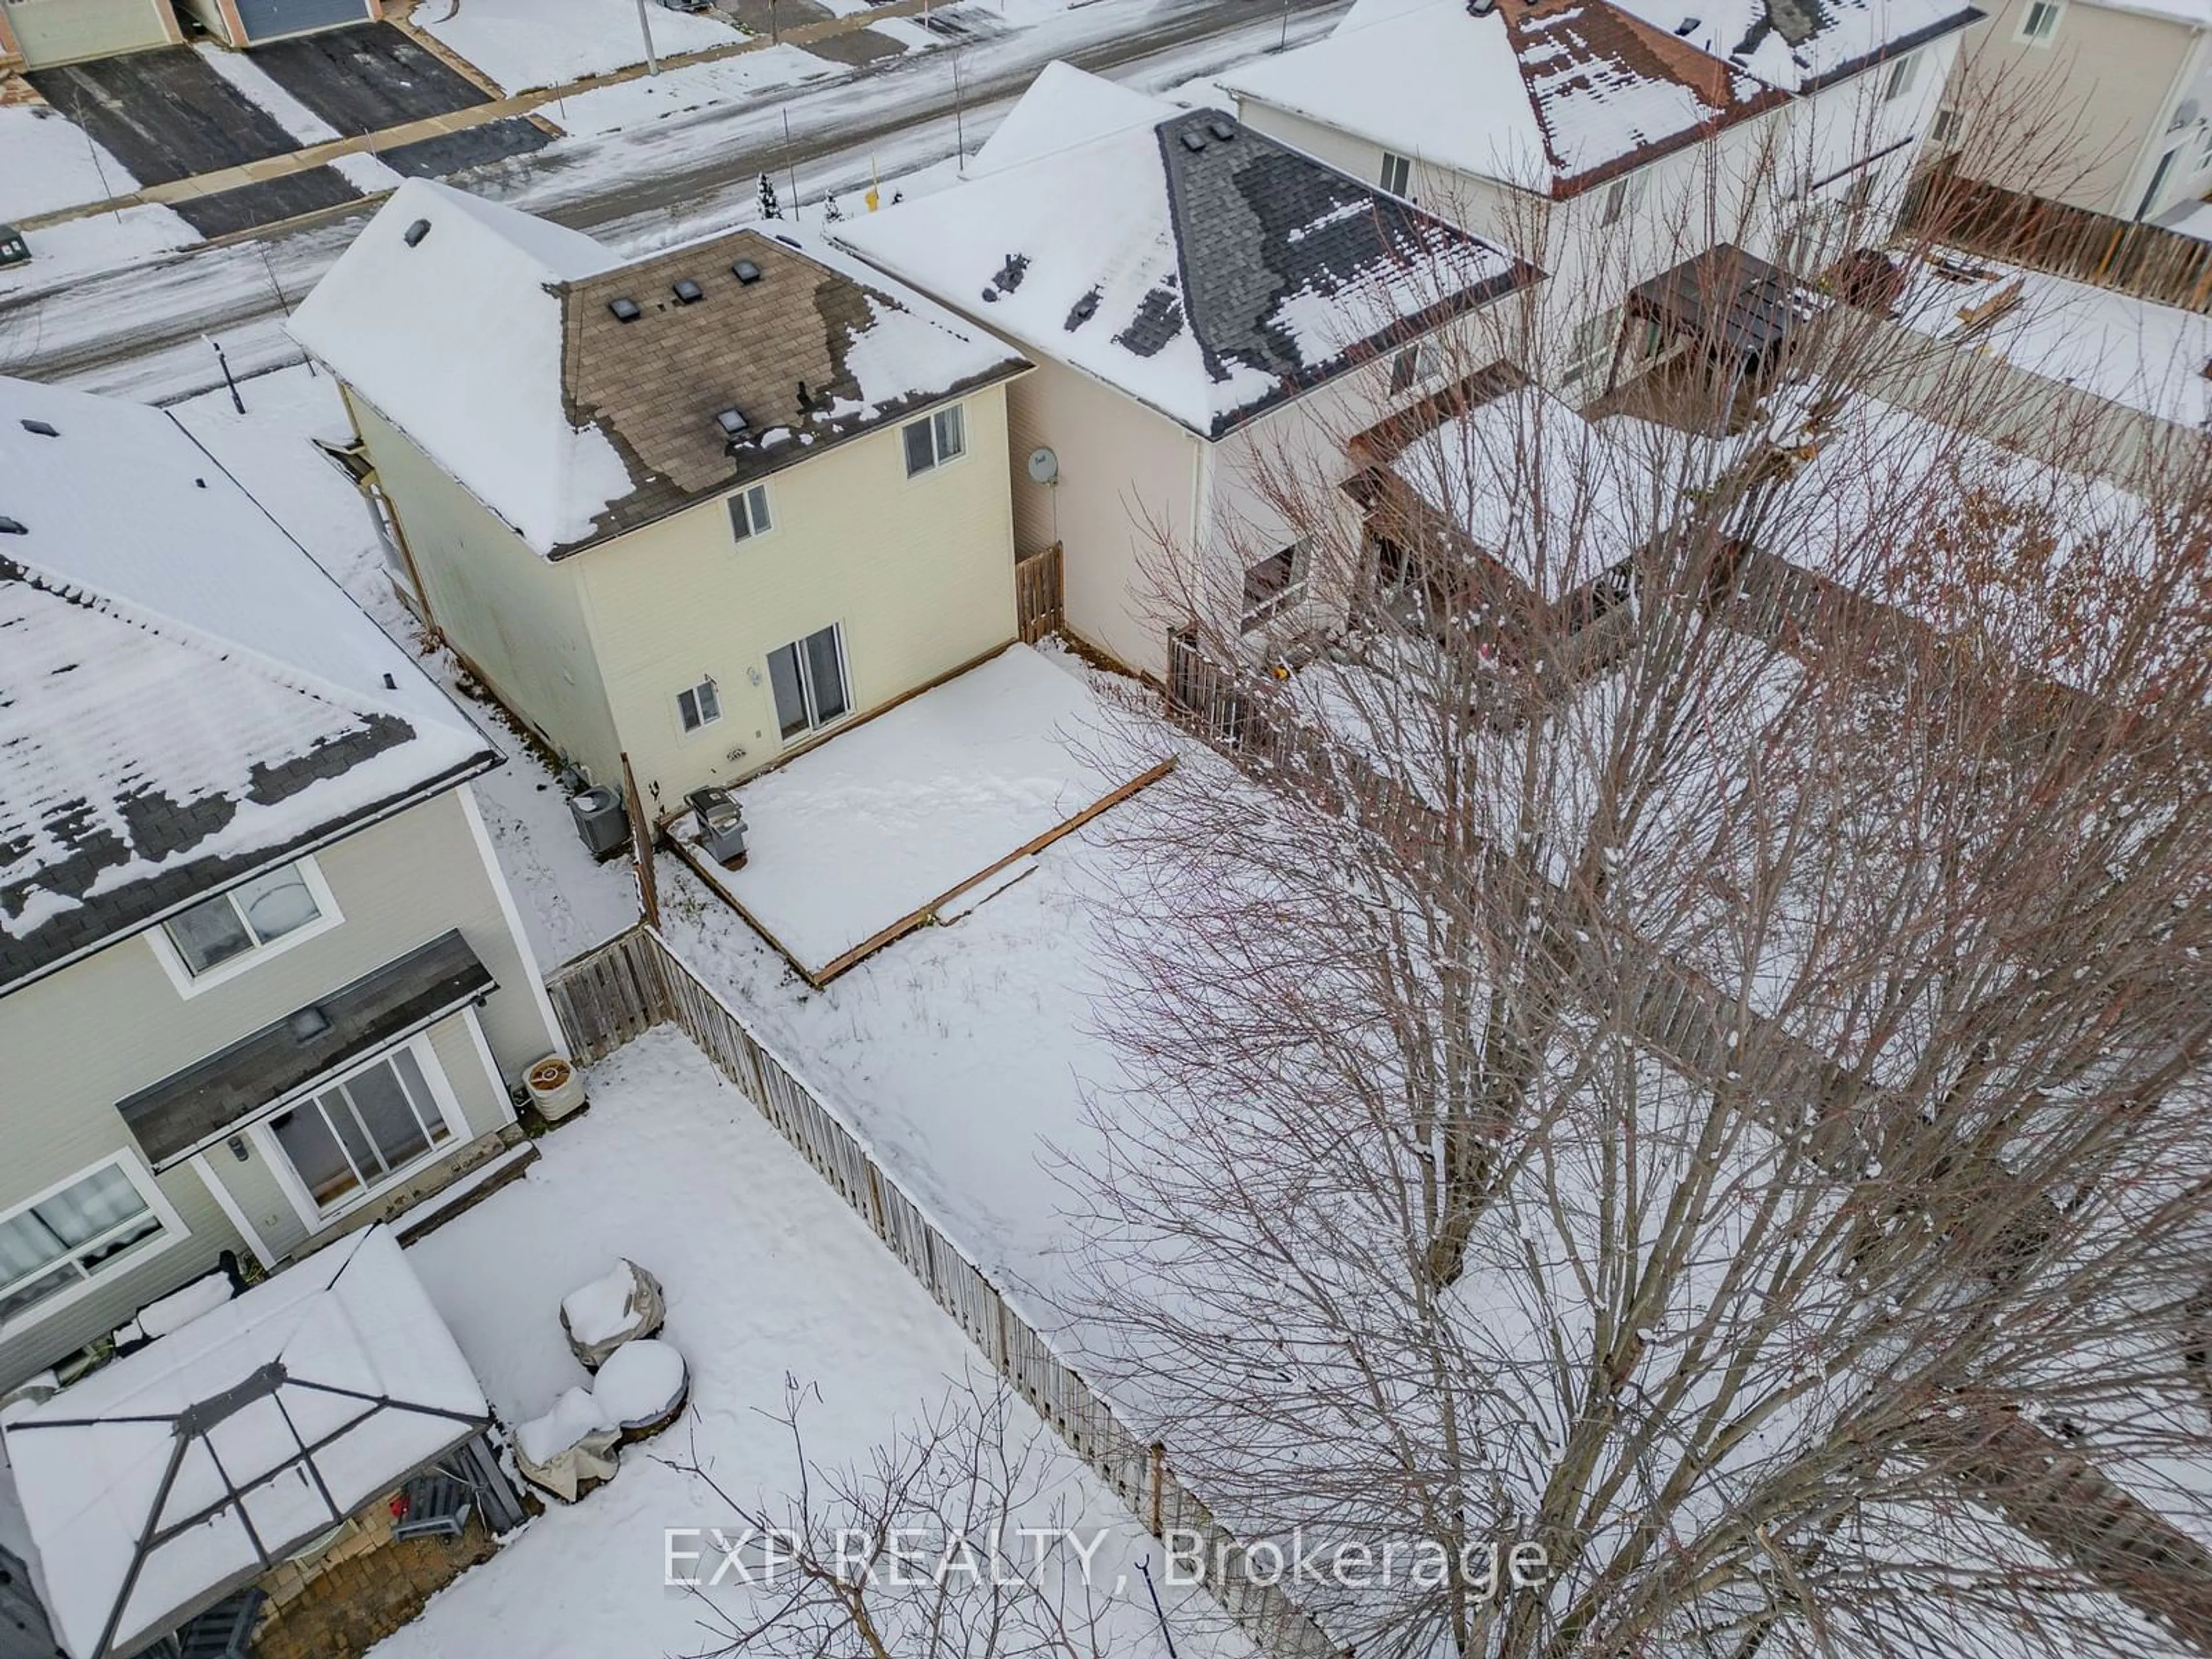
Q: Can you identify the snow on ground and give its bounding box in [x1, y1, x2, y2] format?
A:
[0, 105, 139, 222]
[681, 643, 1167, 977]
[1900, 253, 2212, 429]
[194, 43, 342, 144]
[417, 0, 743, 92]
[171, 363, 640, 968]
[380, 1031, 1241, 1659]
[535, 42, 839, 138]
[0, 203, 200, 298]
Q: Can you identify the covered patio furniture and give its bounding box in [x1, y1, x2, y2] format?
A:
[512, 1390, 619, 1505]
[593, 1340, 689, 1442]
[0, 1226, 492, 1659]
[559, 1260, 664, 1370]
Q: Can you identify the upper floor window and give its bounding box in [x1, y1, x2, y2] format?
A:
[0, 1157, 175, 1330]
[1597, 169, 1647, 229]
[729, 483, 772, 542]
[1390, 340, 1444, 396]
[2017, 0, 2062, 43]
[904, 405, 966, 477]
[156, 859, 336, 993]
[1883, 51, 1921, 102]
[677, 676, 722, 733]
[1379, 151, 1413, 198]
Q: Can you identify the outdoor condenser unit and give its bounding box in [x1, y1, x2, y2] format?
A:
[687, 786, 748, 868]
[570, 785, 630, 859]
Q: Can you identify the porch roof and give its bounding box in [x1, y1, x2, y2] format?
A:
[0, 1227, 487, 1659]
[1627, 244, 1826, 359]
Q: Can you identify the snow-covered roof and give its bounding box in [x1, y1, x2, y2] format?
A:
[1610, 0, 1982, 93]
[970, 59, 1173, 174]
[1222, 0, 1790, 198]
[290, 180, 1028, 559]
[2, 1227, 487, 1659]
[1388, 385, 1673, 599]
[0, 376, 494, 997]
[836, 73, 1533, 440]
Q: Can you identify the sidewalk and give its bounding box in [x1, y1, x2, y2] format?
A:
[10, 0, 944, 235]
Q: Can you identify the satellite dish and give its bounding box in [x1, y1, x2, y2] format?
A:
[1027, 445, 1059, 485]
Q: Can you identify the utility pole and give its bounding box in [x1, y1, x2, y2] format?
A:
[634, 0, 660, 76]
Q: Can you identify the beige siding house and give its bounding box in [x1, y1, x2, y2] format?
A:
[1950, 0, 2212, 221]
[837, 65, 1536, 680]
[291, 181, 1031, 823]
[1225, 0, 1976, 392]
[0, 376, 560, 1393]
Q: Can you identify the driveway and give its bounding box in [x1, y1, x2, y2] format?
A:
[246, 24, 493, 135]
[26, 48, 298, 187]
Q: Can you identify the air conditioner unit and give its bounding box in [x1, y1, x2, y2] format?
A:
[570, 785, 629, 859]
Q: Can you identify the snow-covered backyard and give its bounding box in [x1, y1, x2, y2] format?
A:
[677, 643, 1169, 980]
[416, 0, 745, 92]
[1901, 253, 2212, 429]
[377, 1031, 1237, 1659]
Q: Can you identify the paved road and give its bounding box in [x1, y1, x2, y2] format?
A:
[0, 0, 1346, 400]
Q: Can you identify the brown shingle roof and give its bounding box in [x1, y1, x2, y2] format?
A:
[554, 228, 1028, 554]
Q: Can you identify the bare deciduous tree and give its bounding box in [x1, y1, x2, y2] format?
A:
[1064, 86, 2212, 1659]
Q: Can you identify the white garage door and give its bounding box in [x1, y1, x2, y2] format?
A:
[233, 0, 368, 43]
[4, 0, 173, 68]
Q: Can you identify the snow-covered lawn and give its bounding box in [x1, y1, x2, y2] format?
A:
[1901, 253, 2212, 429]
[0, 105, 141, 222]
[0, 203, 199, 295]
[417, 0, 744, 93]
[378, 1031, 1234, 1659]
[679, 643, 1168, 978]
[171, 365, 640, 969]
[536, 41, 838, 138]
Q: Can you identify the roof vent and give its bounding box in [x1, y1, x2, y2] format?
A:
[994, 253, 1028, 293]
[796, 378, 811, 408]
[732, 259, 763, 284]
[609, 297, 642, 323]
[1675, 14, 1699, 33]
[1066, 291, 1101, 329]
[715, 408, 751, 446]
[0, 516, 25, 535]
[1207, 118, 1236, 142]
[19, 418, 58, 438]
[773, 234, 801, 251]
[1180, 130, 1209, 154]
[403, 218, 431, 248]
[673, 278, 704, 304]
[1466, 0, 1497, 13]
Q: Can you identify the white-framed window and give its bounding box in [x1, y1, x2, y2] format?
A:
[1883, 51, 1921, 102]
[677, 677, 722, 734]
[903, 404, 967, 477]
[1240, 541, 1310, 631]
[2017, 0, 2062, 43]
[728, 483, 772, 542]
[767, 624, 851, 740]
[1389, 339, 1444, 396]
[150, 858, 340, 997]
[1378, 150, 1412, 198]
[1597, 168, 1647, 229]
[257, 1035, 467, 1226]
[0, 1156, 184, 1333]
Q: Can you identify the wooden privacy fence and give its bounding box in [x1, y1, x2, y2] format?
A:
[1015, 543, 1065, 645]
[1904, 160, 2212, 313]
[544, 926, 1341, 1659]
